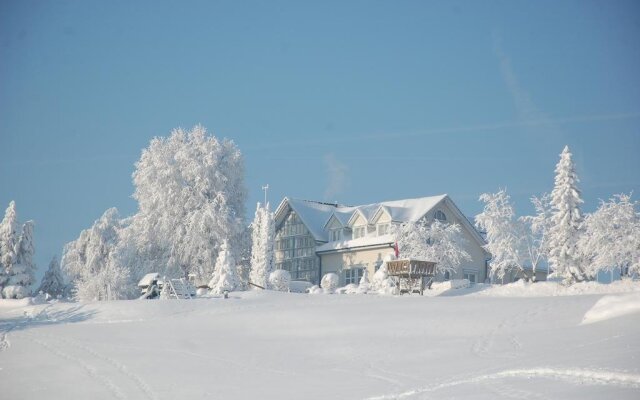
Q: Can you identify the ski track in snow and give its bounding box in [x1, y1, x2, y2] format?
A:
[0, 303, 53, 352]
[365, 367, 640, 399]
[471, 301, 552, 359]
[27, 333, 159, 400]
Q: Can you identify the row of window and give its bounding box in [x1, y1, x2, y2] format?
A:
[275, 236, 314, 250]
[276, 247, 315, 260]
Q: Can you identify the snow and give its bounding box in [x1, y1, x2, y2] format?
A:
[581, 291, 640, 325]
[316, 234, 395, 252]
[1, 283, 640, 399]
[280, 195, 448, 242]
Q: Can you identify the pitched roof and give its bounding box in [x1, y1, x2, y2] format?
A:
[275, 194, 449, 242]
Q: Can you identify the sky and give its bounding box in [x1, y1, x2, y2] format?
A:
[1, 0, 639, 280]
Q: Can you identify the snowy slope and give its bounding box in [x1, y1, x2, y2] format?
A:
[1, 286, 639, 399]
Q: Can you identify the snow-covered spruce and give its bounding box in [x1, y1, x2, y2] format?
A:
[38, 255, 66, 298]
[547, 146, 586, 283]
[209, 240, 240, 295]
[61, 208, 131, 301]
[249, 202, 275, 289]
[0, 201, 19, 294]
[3, 220, 37, 298]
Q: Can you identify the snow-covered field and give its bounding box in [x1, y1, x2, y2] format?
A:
[2, 282, 640, 399]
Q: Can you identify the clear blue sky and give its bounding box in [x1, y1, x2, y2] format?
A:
[1, 0, 639, 279]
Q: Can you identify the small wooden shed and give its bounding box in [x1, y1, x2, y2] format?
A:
[386, 259, 436, 295]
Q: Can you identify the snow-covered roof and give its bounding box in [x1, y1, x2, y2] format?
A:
[275, 194, 450, 242]
[316, 234, 395, 253]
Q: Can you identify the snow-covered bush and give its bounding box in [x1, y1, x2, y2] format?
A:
[307, 285, 323, 294]
[209, 240, 240, 295]
[372, 255, 397, 294]
[321, 273, 339, 293]
[269, 269, 291, 292]
[2, 285, 28, 299]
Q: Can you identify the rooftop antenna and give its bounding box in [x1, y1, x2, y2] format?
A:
[262, 184, 269, 207]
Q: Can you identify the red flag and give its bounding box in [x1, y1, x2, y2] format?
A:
[394, 241, 399, 258]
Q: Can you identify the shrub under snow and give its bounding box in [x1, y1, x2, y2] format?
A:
[269, 269, 291, 292]
[321, 273, 339, 293]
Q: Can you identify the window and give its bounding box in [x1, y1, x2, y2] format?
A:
[330, 228, 342, 242]
[275, 210, 319, 283]
[377, 223, 390, 236]
[353, 226, 366, 239]
[443, 271, 450, 281]
[463, 271, 477, 284]
[345, 268, 364, 284]
[434, 210, 447, 222]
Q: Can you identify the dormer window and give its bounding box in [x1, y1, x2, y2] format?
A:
[434, 210, 447, 222]
[377, 223, 390, 236]
[353, 226, 366, 239]
[330, 228, 342, 242]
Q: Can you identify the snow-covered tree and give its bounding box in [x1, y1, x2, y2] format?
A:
[371, 254, 396, 294]
[394, 220, 471, 276]
[519, 193, 553, 279]
[249, 202, 275, 289]
[208, 240, 239, 294]
[38, 256, 66, 298]
[579, 194, 640, 279]
[0, 201, 19, 293]
[320, 272, 339, 293]
[357, 267, 370, 293]
[122, 125, 247, 284]
[61, 208, 132, 301]
[547, 146, 586, 282]
[475, 189, 526, 282]
[3, 220, 37, 298]
[269, 269, 291, 292]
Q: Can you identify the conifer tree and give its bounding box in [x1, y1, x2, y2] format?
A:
[209, 240, 239, 294]
[0, 201, 18, 293]
[548, 146, 586, 282]
[249, 203, 275, 289]
[3, 221, 37, 298]
[38, 256, 66, 298]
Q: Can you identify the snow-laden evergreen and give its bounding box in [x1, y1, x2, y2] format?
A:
[579, 194, 640, 278]
[3, 220, 37, 298]
[0, 201, 19, 293]
[61, 208, 132, 301]
[118, 125, 247, 285]
[249, 202, 275, 289]
[475, 190, 526, 282]
[357, 267, 370, 293]
[394, 220, 471, 276]
[38, 255, 66, 298]
[208, 240, 240, 294]
[547, 146, 586, 282]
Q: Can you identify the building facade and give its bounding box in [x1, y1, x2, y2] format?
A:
[274, 195, 490, 286]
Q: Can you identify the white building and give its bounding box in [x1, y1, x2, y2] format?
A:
[274, 195, 489, 286]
